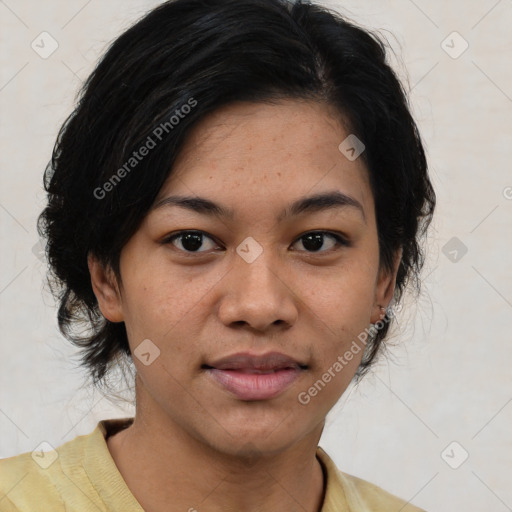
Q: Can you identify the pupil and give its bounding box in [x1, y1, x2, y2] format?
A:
[182, 232, 203, 251]
[303, 233, 323, 252]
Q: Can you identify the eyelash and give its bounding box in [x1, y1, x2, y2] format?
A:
[162, 230, 350, 255]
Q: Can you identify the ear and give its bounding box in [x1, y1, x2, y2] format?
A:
[370, 248, 403, 323]
[87, 253, 124, 323]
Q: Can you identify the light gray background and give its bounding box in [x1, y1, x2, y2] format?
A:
[1, 1, 511, 511]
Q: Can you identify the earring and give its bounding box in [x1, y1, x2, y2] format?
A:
[379, 305, 387, 319]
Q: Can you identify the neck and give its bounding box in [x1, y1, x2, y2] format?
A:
[107, 396, 326, 512]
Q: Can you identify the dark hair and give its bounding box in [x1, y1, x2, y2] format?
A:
[38, 0, 435, 385]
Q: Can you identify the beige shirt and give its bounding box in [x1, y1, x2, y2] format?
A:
[0, 418, 425, 511]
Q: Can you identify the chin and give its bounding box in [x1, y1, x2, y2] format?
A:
[195, 406, 318, 458]
[209, 431, 300, 460]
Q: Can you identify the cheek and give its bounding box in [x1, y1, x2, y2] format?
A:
[119, 253, 195, 334]
[297, 258, 377, 391]
[303, 260, 377, 330]
[119, 264, 226, 378]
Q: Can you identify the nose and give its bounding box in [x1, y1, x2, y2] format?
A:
[217, 251, 299, 333]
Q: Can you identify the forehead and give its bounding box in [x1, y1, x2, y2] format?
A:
[154, 99, 373, 219]
[170, 99, 352, 173]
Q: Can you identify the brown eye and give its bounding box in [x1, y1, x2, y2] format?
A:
[165, 231, 219, 253]
[292, 231, 348, 253]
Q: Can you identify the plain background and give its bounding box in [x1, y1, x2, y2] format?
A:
[1, 1, 511, 510]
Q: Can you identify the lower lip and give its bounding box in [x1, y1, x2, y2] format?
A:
[207, 368, 302, 401]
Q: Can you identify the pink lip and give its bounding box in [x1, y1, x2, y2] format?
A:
[204, 352, 306, 401]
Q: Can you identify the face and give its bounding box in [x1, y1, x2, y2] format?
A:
[90, 99, 398, 456]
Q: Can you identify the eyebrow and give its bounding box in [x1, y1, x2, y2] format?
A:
[152, 191, 366, 223]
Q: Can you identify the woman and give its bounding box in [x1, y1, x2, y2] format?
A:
[0, 0, 435, 510]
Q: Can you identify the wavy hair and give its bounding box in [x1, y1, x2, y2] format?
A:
[38, 0, 436, 385]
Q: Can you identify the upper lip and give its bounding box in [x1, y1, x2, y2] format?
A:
[204, 351, 307, 371]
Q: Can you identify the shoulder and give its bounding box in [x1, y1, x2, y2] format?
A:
[316, 447, 426, 512]
[337, 471, 426, 512]
[0, 449, 60, 512]
[0, 422, 112, 511]
[0, 445, 72, 511]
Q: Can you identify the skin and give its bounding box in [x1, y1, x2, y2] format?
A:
[89, 99, 401, 512]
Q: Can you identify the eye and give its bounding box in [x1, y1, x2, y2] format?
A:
[164, 230, 220, 253]
[292, 231, 348, 253]
[163, 230, 348, 255]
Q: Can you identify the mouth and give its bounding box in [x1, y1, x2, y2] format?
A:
[202, 352, 308, 401]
